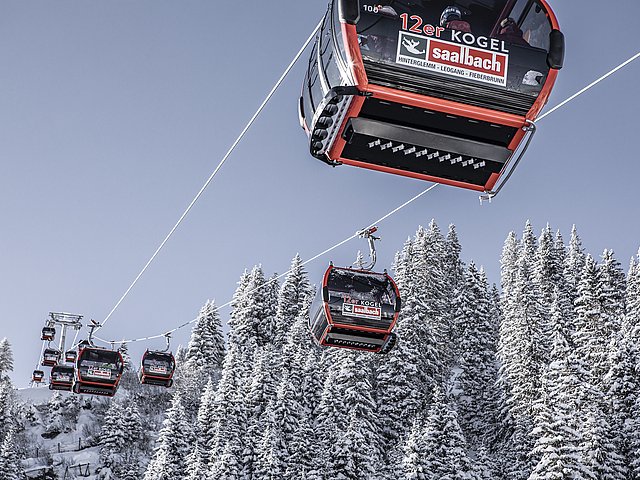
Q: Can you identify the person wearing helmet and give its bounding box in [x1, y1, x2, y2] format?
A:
[497, 17, 529, 46]
[440, 6, 472, 33]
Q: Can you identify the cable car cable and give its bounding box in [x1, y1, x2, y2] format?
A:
[97, 18, 324, 333]
[93, 183, 441, 345]
[538, 51, 640, 121]
[93, 45, 640, 346]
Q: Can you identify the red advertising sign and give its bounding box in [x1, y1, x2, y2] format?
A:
[396, 31, 509, 87]
[343, 302, 382, 320]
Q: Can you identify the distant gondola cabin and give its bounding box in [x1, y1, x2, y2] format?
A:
[42, 348, 61, 367]
[139, 351, 176, 388]
[41, 327, 56, 342]
[49, 365, 75, 392]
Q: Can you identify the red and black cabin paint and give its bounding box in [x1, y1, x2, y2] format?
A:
[309, 265, 401, 353]
[74, 347, 124, 397]
[300, 0, 563, 192]
[42, 348, 61, 367]
[139, 351, 175, 388]
[41, 327, 56, 342]
[32, 370, 45, 383]
[49, 365, 75, 392]
[65, 350, 78, 363]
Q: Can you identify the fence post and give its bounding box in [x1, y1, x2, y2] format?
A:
[58, 443, 61, 453]
[78, 437, 81, 450]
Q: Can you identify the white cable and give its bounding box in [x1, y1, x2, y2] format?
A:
[95, 183, 441, 344]
[538, 51, 640, 121]
[98, 19, 324, 331]
[95, 46, 640, 345]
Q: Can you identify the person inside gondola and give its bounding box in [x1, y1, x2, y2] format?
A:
[440, 5, 472, 33]
[497, 17, 529, 46]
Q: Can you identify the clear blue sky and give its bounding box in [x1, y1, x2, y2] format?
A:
[1, 1, 639, 386]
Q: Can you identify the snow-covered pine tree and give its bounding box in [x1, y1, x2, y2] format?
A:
[325, 352, 380, 480]
[573, 255, 609, 397]
[497, 225, 548, 476]
[144, 391, 193, 480]
[185, 299, 226, 372]
[565, 225, 586, 303]
[404, 391, 476, 479]
[445, 224, 466, 363]
[402, 419, 428, 480]
[243, 344, 282, 478]
[99, 398, 127, 472]
[194, 378, 217, 468]
[454, 263, 499, 444]
[580, 406, 627, 480]
[0, 427, 24, 480]
[627, 396, 640, 480]
[185, 441, 207, 480]
[205, 344, 248, 479]
[178, 299, 226, 419]
[376, 225, 446, 459]
[598, 250, 626, 328]
[501, 249, 546, 436]
[0, 338, 14, 381]
[274, 254, 314, 350]
[228, 265, 277, 350]
[528, 295, 594, 480]
[0, 381, 15, 444]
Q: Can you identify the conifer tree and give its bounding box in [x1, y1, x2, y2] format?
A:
[455, 264, 499, 443]
[377, 225, 446, 458]
[205, 344, 247, 479]
[185, 300, 226, 371]
[229, 265, 277, 349]
[574, 255, 609, 394]
[144, 392, 193, 480]
[274, 254, 314, 350]
[185, 442, 207, 480]
[580, 407, 627, 480]
[195, 378, 217, 466]
[0, 338, 14, 381]
[565, 225, 586, 302]
[99, 398, 126, 470]
[408, 393, 476, 479]
[0, 381, 15, 443]
[529, 297, 594, 480]
[324, 352, 380, 479]
[0, 427, 24, 480]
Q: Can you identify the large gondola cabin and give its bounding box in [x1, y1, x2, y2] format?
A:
[74, 347, 124, 397]
[309, 265, 401, 353]
[300, 0, 564, 195]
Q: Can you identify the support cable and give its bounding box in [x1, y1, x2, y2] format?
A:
[95, 49, 640, 345]
[98, 18, 324, 331]
[538, 51, 640, 121]
[94, 183, 440, 344]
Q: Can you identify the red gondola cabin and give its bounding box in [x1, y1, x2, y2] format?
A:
[49, 365, 75, 392]
[300, 0, 564, 196]
[32, 370, 45, 383]
[42, 348, 61, 367]
[41, 327, 56, 342]
[73, 347, 124, 397]
[65, 350, 77, 363]
[309, 265, 401, 353]
[139, 351, 176, 388]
